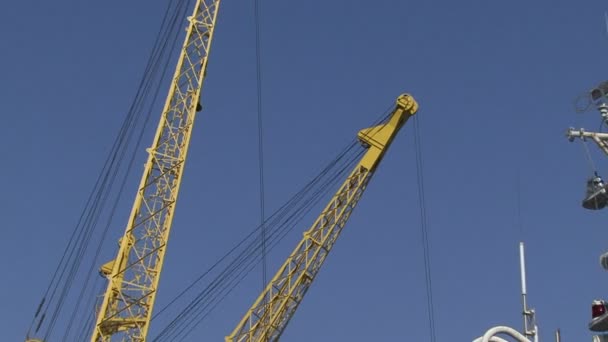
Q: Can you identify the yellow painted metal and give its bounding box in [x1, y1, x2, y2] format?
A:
[90, 1, 222, 341]
[226, 94, 419, 342]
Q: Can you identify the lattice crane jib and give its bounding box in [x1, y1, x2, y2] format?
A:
[91, 1, 222, 341]
[226, 94, 419, 342]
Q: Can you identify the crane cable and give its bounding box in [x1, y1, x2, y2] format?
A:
[65, 3, 191, 339]
[162, 154, 364, 342]
[153, 143, 364, 342]
[413, 114, 437, 342]
[254, 0, 268, 309]
[151, 106, 395, 341]
[69, 2, 192, 339]
[27, 0, 193, 340]
[581, 137, 598, 175]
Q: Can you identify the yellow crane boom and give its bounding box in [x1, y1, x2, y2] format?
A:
[226, 93, 419, 342]
[91, 1, 221, 340]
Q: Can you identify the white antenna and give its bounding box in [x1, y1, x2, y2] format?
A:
[520, 242, 537, 340]
[604, 12, 608, 37]
[520, 242, 527, 298]
[472, 243, 539, 342]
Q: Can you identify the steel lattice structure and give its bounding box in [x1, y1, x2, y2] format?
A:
[91, 1, 222, 340]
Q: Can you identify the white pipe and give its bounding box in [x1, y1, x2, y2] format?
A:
[472, 337, 509, 342]
[480, 326, 532, 342]
[567, 129, 608, 139]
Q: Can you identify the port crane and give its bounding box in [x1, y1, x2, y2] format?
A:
[226, 93, 419, 342]
[89, 0, 221, 340]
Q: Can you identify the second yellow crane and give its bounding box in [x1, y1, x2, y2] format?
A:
[226, 93, 419, 342]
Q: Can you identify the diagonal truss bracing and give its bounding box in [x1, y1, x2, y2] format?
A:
[91, 1, 222, 341]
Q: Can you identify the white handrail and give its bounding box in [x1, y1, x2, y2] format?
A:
[473, 326, 533, 342]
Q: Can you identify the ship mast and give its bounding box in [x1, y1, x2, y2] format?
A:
[567, 81, 608, 342]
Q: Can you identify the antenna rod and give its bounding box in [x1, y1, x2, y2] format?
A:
[555, 329, 561, 342]
[519, 242, 537, 340]
[520, 242, 529, 335]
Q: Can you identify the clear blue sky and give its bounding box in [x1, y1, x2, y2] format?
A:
[2, 0, 608, 341]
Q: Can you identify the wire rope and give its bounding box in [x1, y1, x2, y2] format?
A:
[151, 105, 394, 341]
[581, 137, 598, 174]
[253, 0, 268, 315]
[28, 0, 194, 340]
[153, 149, 364, 342]
[151, 104, 393, 324]
[413, 114, 437, 342]
[61, 2, 191, 339]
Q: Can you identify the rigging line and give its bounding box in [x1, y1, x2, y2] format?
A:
[72, 281, 99, 341]
[58, 127, 137, 339]
[154, 151, 360, 340]
[62, 15, 186, 339]
[581, 137, 598, 174]
[45, 137, 138, 339]
[43, 158, 121, 338]
[158, 109, 394, 338]
[34, 0, 192, 339]
[168, 151, 366, 341]
[153, 144, 364, 340]
[413, 114, 436, 342]
[152, 105, 393, 334]
[75, 279, 105, 342]
[48, 0, 182, 305]
[42, 1, 190, 338]
[34, 0, 179, 310]
[29, 87, 138, 336]
[173, 264, 253, 342]
[36, 1, 191, 338]
[153, 105, 393, 338]
[154, 150, 365, 342]
[64, 0, 188, 330]
[254, 0, 268, 306]
[159, 120, 392, 339]
[151, 138, 361, 322]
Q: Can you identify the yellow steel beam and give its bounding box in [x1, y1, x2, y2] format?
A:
[226, 94, 418, 342]
[90, 1, 222, 341]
